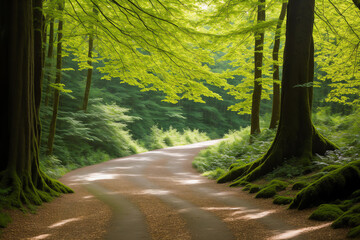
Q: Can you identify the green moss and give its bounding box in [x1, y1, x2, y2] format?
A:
[320, 165, 342, 173]
[269, 179, 288, 191]
[249, 185, 261, 193]
[348, 225, 360, 238]
[292, 181, 308, 190]
[256, 185, 277, 198]
[273, 196, 293, 205]
[0, 212, 11, 228]
[332, 205, 360, 229]
[290, 160, 360, 210]
[242, 184, 252, 191]
[309, 204, 344, 221]
[352, 190, 360, 198]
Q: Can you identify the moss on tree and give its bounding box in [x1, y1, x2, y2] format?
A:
[0, 0, 73, 222]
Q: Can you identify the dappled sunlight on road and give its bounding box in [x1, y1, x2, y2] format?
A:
[28, 234, 51, 240]
[48, 217, 82, 229]
[202, 206, 278, 222]
[232, 210, 277, 220]
[268, 223, 331, 240]
[137, 189, 172, 196]
[68, 172, 120, 182]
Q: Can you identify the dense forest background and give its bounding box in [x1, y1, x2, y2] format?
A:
[38, 0, 359, 179]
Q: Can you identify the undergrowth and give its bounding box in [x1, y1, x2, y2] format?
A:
[194, 107, 360, 180]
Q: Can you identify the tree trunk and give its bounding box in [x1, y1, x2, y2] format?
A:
[269, 1, 287, 129]
[44, 16, 55, 107]
[82, 32, 94, 112]
[0, 0, 72, 210]
[250, 0, 265, 135]
[47, 0, 64, 155]
[218, 0, 337, 184]
[353, 0, 360, 10]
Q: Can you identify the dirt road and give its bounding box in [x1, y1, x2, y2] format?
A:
[2, 140, 348, 239]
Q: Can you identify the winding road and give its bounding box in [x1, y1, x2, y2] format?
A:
[3, 140, 347, 240]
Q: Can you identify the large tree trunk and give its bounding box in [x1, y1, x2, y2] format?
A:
[47, 0, 64, 155]
[218, 0, 337, 184]
[0, 0, 72, 210]
[250, 0, 265, 135]
[269, 1, 287, 129]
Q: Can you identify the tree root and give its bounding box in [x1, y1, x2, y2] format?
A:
[0, 170, 73, 211]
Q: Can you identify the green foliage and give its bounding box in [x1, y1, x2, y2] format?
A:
[40, 155, 68, 179]
[348, 225, 360, 238]
[143, 126, 210, 150]
[193, 126, 276, 179]
[273, 196, 293, 205]
[310, 204, 344, 221]
[0, 212, 11, 228]
[40, 98, 146, 172]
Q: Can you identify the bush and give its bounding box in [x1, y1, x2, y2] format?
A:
[193, 127, 276, 177]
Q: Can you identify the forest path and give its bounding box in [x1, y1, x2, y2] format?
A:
[3, 140, 348, 240]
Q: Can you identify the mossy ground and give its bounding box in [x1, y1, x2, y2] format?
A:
[273, 196, 293, 205]
[309, 204, 344, 221]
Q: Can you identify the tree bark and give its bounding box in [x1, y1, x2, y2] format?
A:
[47, 0, 64, 155]
[250, 0, 266, 135]
[0, 0, 72, 209]
[44, 16, 55, 107]
[82, 8, 96, 112]
[353, 0, 360, 10]
[269, 1, 287, 129]
[218, 0, 337, 184]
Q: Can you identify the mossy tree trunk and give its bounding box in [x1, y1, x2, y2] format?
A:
[47, 0, 64, 156]
[0, 0, 72, 209]
[250, 0, 265, 135]
[269, 1, 287, 129]
[218, 0, 337, 185]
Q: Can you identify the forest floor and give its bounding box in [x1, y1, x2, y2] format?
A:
[2, 140, 349, 240]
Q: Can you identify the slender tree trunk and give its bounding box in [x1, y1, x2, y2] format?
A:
[82, 33, 94, 112]
[44, 17, 54, 106]
[218, 0, 337, 184]
[82, 7, 98, 112]
[47, 0, 64, 155]
[251, 0, 265, 135]
[0, 0, 71, 210]
[269, 1, 287, 129]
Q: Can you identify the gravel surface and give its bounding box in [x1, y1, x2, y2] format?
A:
[2, 140, 349, 240]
